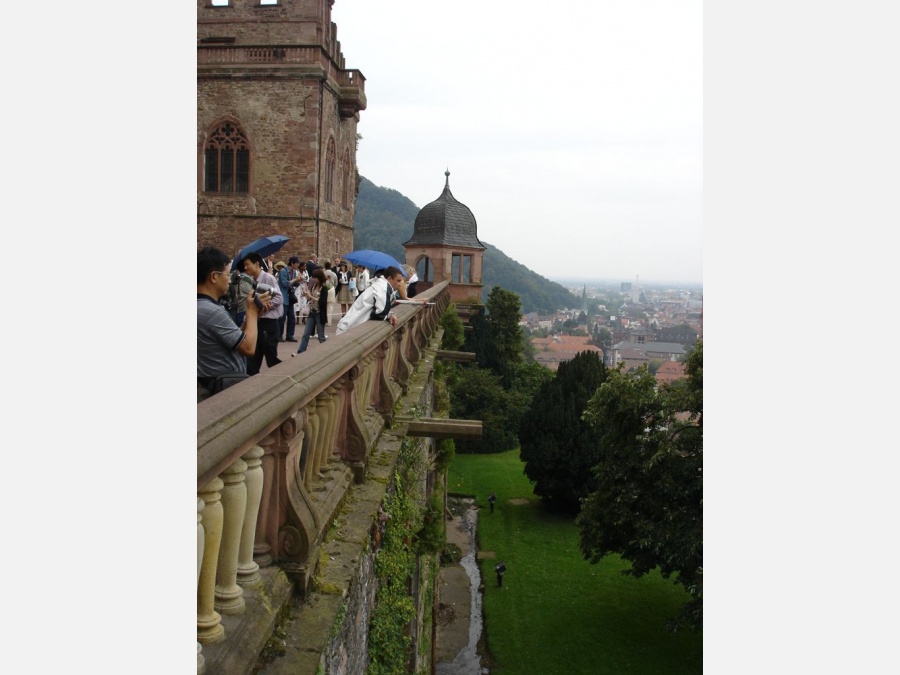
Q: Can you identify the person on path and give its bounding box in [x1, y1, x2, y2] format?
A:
[336, 261, 354, 315]
[323, 261, 339, 326]
[241, 252, 283, 375]
[278, 256, 301, 342]
[495, 561, 506, 587]
[197, 246, 269, 401]
[293, 268, 329, 355]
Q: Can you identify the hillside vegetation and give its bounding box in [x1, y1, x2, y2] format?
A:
[353, 176, 577, 314]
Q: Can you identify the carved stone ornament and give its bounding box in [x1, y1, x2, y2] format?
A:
[279, 525, 307, 558]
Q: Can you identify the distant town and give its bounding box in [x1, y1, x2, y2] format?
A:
[524, 278, 703, 380]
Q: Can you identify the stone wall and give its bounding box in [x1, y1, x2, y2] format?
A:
[317, 344, 438, 674]
[263, 333, 441, 674]
[197, 0, 361, 261]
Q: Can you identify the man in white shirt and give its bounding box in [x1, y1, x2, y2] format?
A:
[242, 252, 284, 375]
[336, 266, 404, 335]
[356, 264, 370, 292]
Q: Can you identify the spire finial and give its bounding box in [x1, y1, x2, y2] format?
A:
[445, 168, 450, 188]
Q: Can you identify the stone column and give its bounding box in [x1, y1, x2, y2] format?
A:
[254, 437, 277, 569]
[314, 389, 334, 476]
[214, 457, 248, 615]
[237, 446, 264, 586]
[197, 478, 225, 645]
[323, 385, 339, 467]
[197, 498, 206, 674]
[306, 399, 322, 482]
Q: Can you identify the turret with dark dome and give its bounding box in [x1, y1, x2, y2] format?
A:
[403, 170, 485, 250]
[403, 170, 485, 309]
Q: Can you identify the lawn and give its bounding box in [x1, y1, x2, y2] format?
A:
[448, 449, 702, 675]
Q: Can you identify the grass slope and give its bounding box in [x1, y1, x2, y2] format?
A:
[449, 449, 702, 675]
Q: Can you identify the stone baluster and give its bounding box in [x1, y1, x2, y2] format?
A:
[332, 378, 349, 459]
[361, 353, 376, 411]
[197, 478, 225, 645]
[394, 326, 412, 389]
[407, 316, 423, 365]
[214, 457, 248, 615]
[305, 399, 321, 484]
[319, 387, 339, 473]
[253, 435, 277, 569]
[237, 445, 264, 586]
[197, 498, 206, 674]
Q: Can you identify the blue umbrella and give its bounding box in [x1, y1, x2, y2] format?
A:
[343, 249, 407, 277]
[234, 235, 291, 268]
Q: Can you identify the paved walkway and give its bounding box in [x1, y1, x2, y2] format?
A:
[261, 309, 345, 370]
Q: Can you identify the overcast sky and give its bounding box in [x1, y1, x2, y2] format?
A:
[332, 0, 702, 285]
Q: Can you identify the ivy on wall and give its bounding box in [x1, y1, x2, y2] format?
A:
[366, 361, 454, 674]
[366, 438, 425, 675]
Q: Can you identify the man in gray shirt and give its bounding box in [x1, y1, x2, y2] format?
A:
[198, 246, 266, 401]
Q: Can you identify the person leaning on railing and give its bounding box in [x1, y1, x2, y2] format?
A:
[197, 246, 270, 402]
[335, 266, 405, 335]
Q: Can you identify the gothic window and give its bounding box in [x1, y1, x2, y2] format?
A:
[341, 148, 351, 209]
[204, 121, 250, 194]
[325, 138, 336, 203]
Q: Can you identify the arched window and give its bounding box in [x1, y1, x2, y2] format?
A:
[416, 256, 434, 282]
[325, 137, 336, 203]
[341, 148, 351, 209]
[204, 120, 250, 193]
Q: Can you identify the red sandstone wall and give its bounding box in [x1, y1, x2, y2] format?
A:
[198, 0, 332, 48]
[197, 0, 359, 263]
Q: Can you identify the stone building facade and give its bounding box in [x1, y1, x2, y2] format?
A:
[197, 0, 365, 262]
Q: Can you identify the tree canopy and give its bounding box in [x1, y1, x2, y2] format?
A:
[576, 340, 703, 630]
[472, 286, 526, 383]
[449, 286, 552, 453]
[519, 351, 608, 512]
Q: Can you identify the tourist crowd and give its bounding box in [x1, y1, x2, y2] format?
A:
[197, 245, 424, 402]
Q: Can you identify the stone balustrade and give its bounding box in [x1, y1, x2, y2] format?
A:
[196, 281, 450, 671]
[198, 45, 365, 92]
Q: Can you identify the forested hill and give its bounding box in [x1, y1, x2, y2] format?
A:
[353, 176, 578, 314]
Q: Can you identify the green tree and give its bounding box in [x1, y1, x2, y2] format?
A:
[591, 326, 613, 352]
[440, 304, 465, 351]
[519, 351, 608, 512]
[448, 366, 518, 453]
[576, 340, 703, 630]
[448, 352, 551, 455]
[471, 286, 525, 383]
[480, 286, 525, 380]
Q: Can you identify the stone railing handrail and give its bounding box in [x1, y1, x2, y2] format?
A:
[196, 281, 450, 671]
[198, 280, 447, 487]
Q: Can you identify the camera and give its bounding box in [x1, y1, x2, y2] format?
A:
[231, 272, 276, 309]
[244, 274, 277, 309]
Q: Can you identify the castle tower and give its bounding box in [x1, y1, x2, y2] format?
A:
[197, 0, 366, 263]
[403, 170, 486, 306]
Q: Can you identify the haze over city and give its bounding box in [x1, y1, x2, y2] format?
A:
[333, 0, 703, 285]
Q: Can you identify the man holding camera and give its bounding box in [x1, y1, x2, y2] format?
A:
[197, 246, 266, 402]
[242, 252, 284, 375]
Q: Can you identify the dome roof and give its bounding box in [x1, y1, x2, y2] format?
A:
[403, 170, 485, 250]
